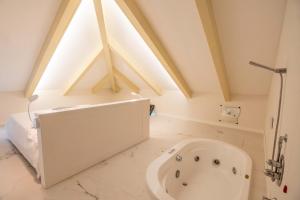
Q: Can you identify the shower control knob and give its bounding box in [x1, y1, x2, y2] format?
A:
[266, 159, 282, 168]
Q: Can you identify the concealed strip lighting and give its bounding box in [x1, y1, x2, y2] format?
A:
[35, 0, 181, 96]
[35, 0, 102, 94]
[102, 0, 179, 92]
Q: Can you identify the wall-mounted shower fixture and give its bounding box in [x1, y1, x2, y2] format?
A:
[249, 61, 287, 186]
[249, 61, 287, 73]
[264, 134, 287, 186]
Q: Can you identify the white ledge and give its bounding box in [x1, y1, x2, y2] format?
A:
[157, 113, 264, 135]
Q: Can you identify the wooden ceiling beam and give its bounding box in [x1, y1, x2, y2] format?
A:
[116, 0, 193, 98]
[195, 0, 231, 101]
[63, 50, 103, 95]
[92, 73, 113, 93]
[109, 41, 162, 96]
[93, 0, 119, 93]
[24, 0, 81, 97]
[114, 68, 140, 93]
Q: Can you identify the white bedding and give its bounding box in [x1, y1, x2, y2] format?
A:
[5, 113, 40, 174]
[4, 105, 91, 175]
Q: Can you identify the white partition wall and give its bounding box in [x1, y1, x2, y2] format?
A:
[36, 99, 149, 188]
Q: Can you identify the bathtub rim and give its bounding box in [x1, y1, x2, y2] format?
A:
[146, 138, 253, 200]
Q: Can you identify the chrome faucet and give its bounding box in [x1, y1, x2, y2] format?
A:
[264, 134, 287, 186]
[264, 169, 276, 182]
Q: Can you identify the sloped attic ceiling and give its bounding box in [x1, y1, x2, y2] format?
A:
[211, 0, 286, 95]
[36, 0, 105, 91]
[32, 0, 199, 98]
[0, 0, 61, 91]
[0, 0, 286, 99]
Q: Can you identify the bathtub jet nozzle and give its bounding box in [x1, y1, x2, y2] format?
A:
[175, 154, 182, 162]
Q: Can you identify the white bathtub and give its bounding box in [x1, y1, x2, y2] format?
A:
[146, 139, 252, 200]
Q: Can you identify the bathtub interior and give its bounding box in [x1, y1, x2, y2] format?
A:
[155, 140, 252, 200]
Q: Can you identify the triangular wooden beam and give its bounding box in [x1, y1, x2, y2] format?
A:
[114, 68, 140, 93]
[92, 73, 114, 93]
[116, 0, 193, 98]
[93, 0, 119, 93]
[195, 0, 231, 101]
[24, 0, 81, 97]
[110, 40, 162, 96]
[63, 50, 103, 95]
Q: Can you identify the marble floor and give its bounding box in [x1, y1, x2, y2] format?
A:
[0, 116, 266, 200]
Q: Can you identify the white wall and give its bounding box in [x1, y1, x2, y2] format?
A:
[212, 0, 286, 95]
[0, 0, 61, 91]
[145, 91, 267, 133]
[103, 89, 268, 133]
[0, 89, 268, 133]
[264, 0, 300, 199]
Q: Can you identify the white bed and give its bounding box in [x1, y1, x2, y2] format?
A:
[5, 99, 150, 188]
[6, 112, 40, 173]
[5, 105, 90, 176]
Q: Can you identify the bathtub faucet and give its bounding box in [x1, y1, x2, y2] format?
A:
[264, 169, 277, 182]
[264, 134, 288, 186]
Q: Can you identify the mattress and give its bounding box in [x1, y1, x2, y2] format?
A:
[5, 113, 40, 174]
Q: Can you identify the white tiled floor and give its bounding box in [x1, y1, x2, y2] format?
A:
[0, 116, 266, 200]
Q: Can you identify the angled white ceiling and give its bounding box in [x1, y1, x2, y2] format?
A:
[35, 0, 180, 94]
[36, 0, 103, 91]
[212, 0, 287, 95]
[130, 0, 221, 94]
[102, 0, 179, 91]
[0, 0, 61, 91]
[0, 0, 287, 96]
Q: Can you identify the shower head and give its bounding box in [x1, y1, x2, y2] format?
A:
[249, 61, 287, 74]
